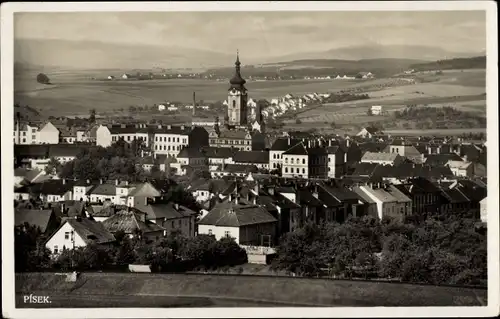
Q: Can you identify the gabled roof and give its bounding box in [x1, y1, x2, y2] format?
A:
[360, 187, 398, 203]
[137, 202, 197, 220]
[46, 217, 116, 245]
[441, 188, 470, 204]
[127, 182, 161, 197]
[362, 152, 399, 162]
[88, 184, 116, 196]
[283, 142, 308, 155]
[424, 153, 463, 166]
[446, 160, 472, 170]
[102, 211, 164, 234]
[218, 129, 250, 139]
[233, 151, 269, 164]
[351, 187, 377, 204]
[178, 147, 206, 159]
[23, 179, 75, 196]
[198, 201, 277, 227]
[14, 168, 44, 182]
[223, 164, 259, 173]
[15, 209, 55, 233]
[202, 147, 237, 159]
[387, 185, 412, 203]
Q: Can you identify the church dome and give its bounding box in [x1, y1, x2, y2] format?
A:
[229, 52, 246, 89]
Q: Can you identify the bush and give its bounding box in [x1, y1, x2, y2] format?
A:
[36, 73, 51, 85]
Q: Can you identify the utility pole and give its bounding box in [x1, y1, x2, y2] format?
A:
[192, 92, 196, 117]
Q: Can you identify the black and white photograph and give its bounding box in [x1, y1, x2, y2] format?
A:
[1, 1, 498, 318]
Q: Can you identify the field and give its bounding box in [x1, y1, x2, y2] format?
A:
[15, 272, 486, 308]
[14, 67, 487, 137]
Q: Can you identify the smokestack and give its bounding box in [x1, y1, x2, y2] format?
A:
[288, 137, 291, 145]
[15, 112, 21, 144]
[192, 92, 196, 116]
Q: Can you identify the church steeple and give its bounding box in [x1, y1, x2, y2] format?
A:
[229, 50, 246, 90]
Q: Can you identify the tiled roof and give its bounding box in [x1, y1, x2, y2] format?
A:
[351, 187, 376, 204]
[102, 211, 164, 234]
[127, 182, 161, 197]
[202, 147, 237, 159]
[358, 142, 388, 153]
[223, 164, 259, 173]
[352, 163, 380, 176]
[424, 154, 463, 166]
[23, 179, 75, 196]
[64, 218, 116, 244]
[362, 152, 399, 162]
[178, 147, 206, 159]
[233, 151, 269, 164]
[137, 202, 197, 220]
[387, 185, 412, 203]
[283, 142, 308, 155]
[15, 209, 55, 233]
[441, 188, 470, 203]
[198, 201, 277, 227]
[299, 190, 323, 207]
[446, 160, 472, 170]
[14, 168, 43, 182]
[270, 138, 302, 151]
[361, 187, 397, 203]
[88, 183, 117, 196]
[218, 129, 250, 139]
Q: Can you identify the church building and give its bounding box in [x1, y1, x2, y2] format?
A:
[226, 51, 249, 127]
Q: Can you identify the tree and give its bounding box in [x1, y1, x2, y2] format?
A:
[89, 109, 96, 124]
[36, 73, 51, 85]
[44, 157, 62, 175]
[15, 223, 51, 272]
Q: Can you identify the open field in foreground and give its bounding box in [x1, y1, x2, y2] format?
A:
[16, 272, 486, 307]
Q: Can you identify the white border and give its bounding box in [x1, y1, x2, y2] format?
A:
[1, 2, 498, 318]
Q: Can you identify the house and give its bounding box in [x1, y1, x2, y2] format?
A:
[211, 164, 259, 178]
[45, 217, 116, 255]
[281, 141, 329, 179]
[439, 187, 474, 215]
[188, 180, 212, 203]
[16, 179, 75, 202]
[153, 125, 192, 158]
[209, 129, 252, 151]
[383, 140, 424, 164]
[361, 152, 403, 166]
[107, 75, 115, 80]
[158, 104, 166, 111]
[101, 210, 165, 241]
[176, 147, 208, 168]
[134, 202, 198, 238]
[424, 153, 463, 167]
[202, 147, 237, 165]
[394, 177, 444, 216]
[198, 200, 277, 246]
[351, 186, 378, 218]
[357, 185, 409, 221]
[14, 122, 40, 145]
[446, 160, 474, 177]
[356, 127, 382, 139]
[15, 208, 60, 236]
[72, 180, 96, 201]
[257, 188, 301, 236]
[370, 105, 382, 115]
[38, 122, 60, 144]
[269, 137, 302, 171]
[326, 145, 346, 178]
[121, 73, 132, 79]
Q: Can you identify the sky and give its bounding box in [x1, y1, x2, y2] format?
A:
[14, 11, 486, 61]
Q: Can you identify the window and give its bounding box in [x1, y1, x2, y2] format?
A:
[22, 131, 26, 136]
[32, 135, 36, 140]
[291, 168, 294, 173]
[65, 232, 70, 240]
[208, 229, 213, 235]
[155, 136, 158, 141]
[22, 138, 26, 143]
[285, 158, 288, 164]
[54, 245, 59, 254]
[232, 100, 236, 107]
[224, 230, 231, 237]
[127, 136, 131, 141]
[285, 167, 288, 173]
[171, 221, 175, 228]
[302, 159, 306, 164]
[177, 138, 180, 143]
[168, 137, 171, 142]
[32, 128, 36, 133]
[302, 168, 305, 174]
[178, 220, 181, 227]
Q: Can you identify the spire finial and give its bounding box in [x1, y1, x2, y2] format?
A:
[235, 49, 240, 66]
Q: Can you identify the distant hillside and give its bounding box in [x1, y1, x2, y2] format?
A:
[206, 58, 427, 78]
[263, 44, 484, 63]
[410, 56, 487, 71]
[14, 38, 234, 70]
[14, 103, 41, 120]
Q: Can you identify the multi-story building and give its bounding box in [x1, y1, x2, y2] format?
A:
[38, 122, 60, 144]
[14, 122, 40, 145]
[269, 137, 302, 171]
[281, 141, 328, 179]
[152, 125, 191, 158]
[209, 129, 252, 151]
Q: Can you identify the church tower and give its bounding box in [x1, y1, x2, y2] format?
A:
[227, 51, 248, 127]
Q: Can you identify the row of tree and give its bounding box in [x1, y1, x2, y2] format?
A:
[15, 225, 248, 273]
[272, 213, 486, 286]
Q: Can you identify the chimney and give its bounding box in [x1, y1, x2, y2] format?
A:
[463, 155, 468, 162]
[125, 180, 129, 186]
[329, 139, 332, 147]
[192, 92, 196, 116]
[62, 178, 66, 185]
[115, 179, 119, 186]
[15, 112, 21, 144]
[288, 137, 291, 145]
[158, 124, 162, 129]
[307, 140, 311, 148]
[174, 203, 179, 210]
[346, 139, 350, 148]
[181, 125, 185, 130]
[86, 179, 90, 184]
[268, 186, 275, 196]
[235, 194, 240, 205]
[167, 125, 172, 130]
[100, 178, 103, 184]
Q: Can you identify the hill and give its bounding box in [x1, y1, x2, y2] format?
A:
[206, 58, 428, 78]
[410, 56, 486, 71]
[14, 38, 234, 70]
[264, 44, 485, 63]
